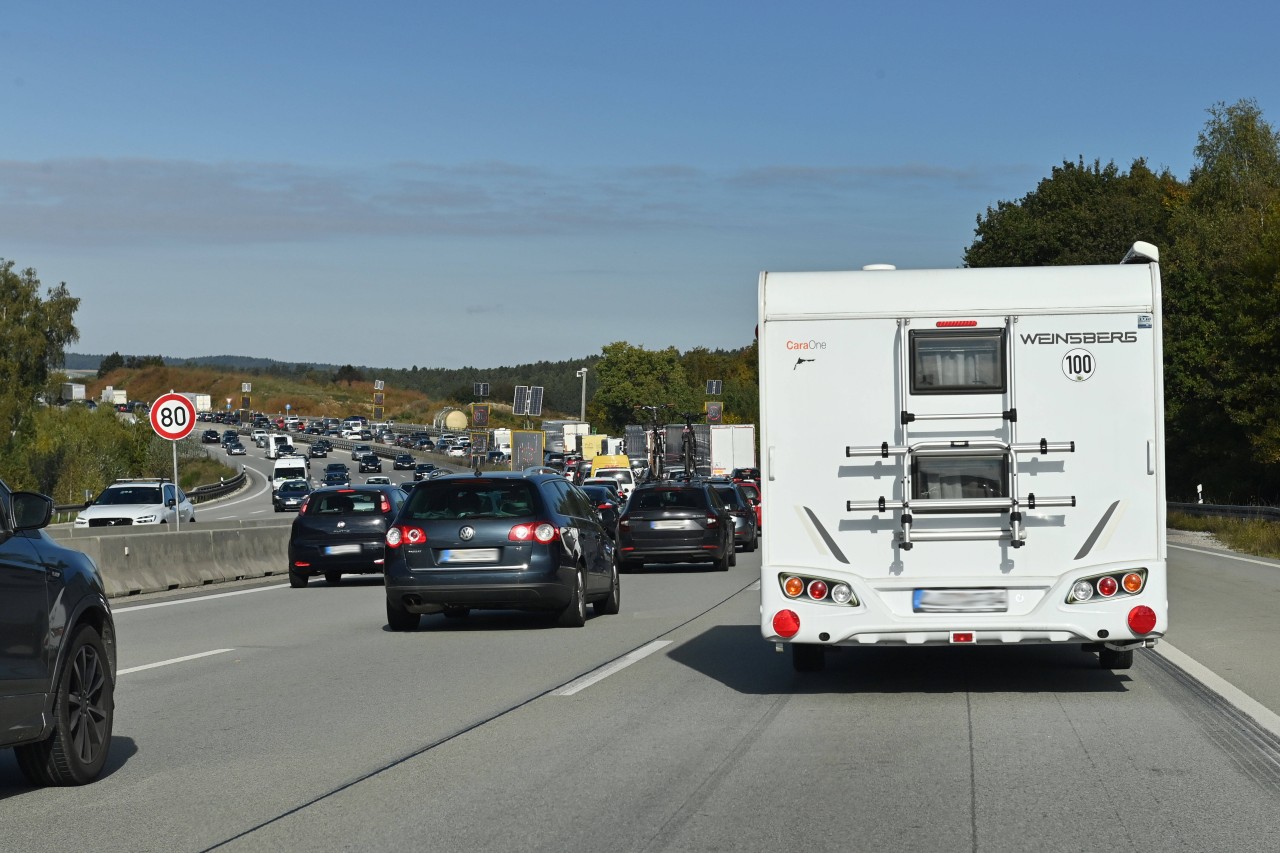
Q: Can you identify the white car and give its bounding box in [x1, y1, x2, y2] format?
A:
[351, 443, 373, 460]
[364, 475, 392, 485]
[75, 479, 195, 527]
[447, 445, 467, 458]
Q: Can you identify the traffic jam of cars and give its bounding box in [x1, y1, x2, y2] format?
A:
[2, 408, 762, 786]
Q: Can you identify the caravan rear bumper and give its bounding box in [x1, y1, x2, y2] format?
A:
[760, 564, 1168, 648]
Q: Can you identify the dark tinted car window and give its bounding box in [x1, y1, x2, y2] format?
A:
[631, 488, 707, 510]
[545, 479, 580, 517]
[712, 486, 745, 508]
[99, 486, 163, 505]
[307, 491, 382, 515]
[404, 480, 537, 520]
[581, 485, 617, 504]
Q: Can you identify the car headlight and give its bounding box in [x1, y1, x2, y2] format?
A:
[135, 513, 159, 524]
[74, 516, 88, 526]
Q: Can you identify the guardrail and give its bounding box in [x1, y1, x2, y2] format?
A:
[1168, 501, 1280, 521]
[52, 469, 249, 521]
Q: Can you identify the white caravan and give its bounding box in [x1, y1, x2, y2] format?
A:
[758, 243, 1167, 672]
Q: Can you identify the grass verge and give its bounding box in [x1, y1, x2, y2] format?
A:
[1169, 511, 1280, 560]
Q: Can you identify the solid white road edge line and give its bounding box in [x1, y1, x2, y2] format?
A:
[1155, 641, 1280, 739]
[119, 648, 235, 675]
[113, 583, 289, 613]
[553, 640, 674, 696]
[1169, 543, 1280, 568]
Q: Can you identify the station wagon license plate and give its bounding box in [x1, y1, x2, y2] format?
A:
[912, 588, 1008, 613]
[324, 543, 361, 555]
[441, 548, 500, 563]
[651, 520, 685, 530]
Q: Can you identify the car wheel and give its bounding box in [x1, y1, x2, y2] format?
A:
[442, 605, 470, 619]
[289, 569, 308, 588]
[558, 566, 587, 627]
[386, 598, 419, 631]
[729, 546, 737, 567]
[744, 532, 757, 553]
[15, 625, 114, 786]
[792, 643, 826, 673]
[595, 558, 621, 616]
[324, 572, 342, 585]
[715, 545, 731, 572]
[1098, 646, 1134, 670]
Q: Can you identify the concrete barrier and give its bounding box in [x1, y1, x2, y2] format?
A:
[48, 524, 293, 598]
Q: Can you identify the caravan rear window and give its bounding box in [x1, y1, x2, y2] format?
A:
[910, 329, 1005, 394]
[911, 454, 1009, 503]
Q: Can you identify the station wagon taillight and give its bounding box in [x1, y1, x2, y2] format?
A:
[386, 525, 426, 548]
[509, 522, 560, 543]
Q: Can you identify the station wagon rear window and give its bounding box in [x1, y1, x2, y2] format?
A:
[403, 481, 537, 520]
[910, 328, 1005, 394]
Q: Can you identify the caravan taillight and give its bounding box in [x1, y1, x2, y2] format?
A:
[936, 320, 978, 327]
[772, 610, 800, 638]
[1128, 606, 1157, 635]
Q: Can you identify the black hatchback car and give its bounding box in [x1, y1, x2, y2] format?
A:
[288, 485, 406, 587]
[1, 480, 117, 785]
[616, 480, 735, 571]
[393, 453, 415, 470]
[384, 472, 619, 629]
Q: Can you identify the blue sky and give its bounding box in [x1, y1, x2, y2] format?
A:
[2, 1, 1276, 369]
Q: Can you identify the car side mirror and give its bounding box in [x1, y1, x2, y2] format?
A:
[167, 498, 177, 508]
[12, 492, 54, 530]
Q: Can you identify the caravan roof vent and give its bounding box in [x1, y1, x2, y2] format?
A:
[862, 264, 896, 271]
[1121, 241, 1159, 265]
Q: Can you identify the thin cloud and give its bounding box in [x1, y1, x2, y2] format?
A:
[0, 157, 1017, 248]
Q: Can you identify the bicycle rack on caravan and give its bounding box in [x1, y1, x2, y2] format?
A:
[843, 316, 1076, 550]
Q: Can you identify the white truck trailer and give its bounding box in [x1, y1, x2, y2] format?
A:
[709, 424, 756, 477]
[758, 243, 1167, 672]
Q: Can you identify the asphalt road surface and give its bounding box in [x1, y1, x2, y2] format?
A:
[2, 543, 1277, 852]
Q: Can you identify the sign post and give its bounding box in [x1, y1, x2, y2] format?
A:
[149, 391, 197, 531]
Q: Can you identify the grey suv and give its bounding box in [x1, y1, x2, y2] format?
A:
[0, 479, 117, 785]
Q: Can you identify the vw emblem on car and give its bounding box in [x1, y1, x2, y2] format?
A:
[459, 526, 475, 540]
[336, 521, 346, 529]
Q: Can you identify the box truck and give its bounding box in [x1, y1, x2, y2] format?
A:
[710, 424, 756, 477]
[758, 243, 1167, 673]
[61, 383, 86, 402]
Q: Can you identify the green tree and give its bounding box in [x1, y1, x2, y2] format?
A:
[587, 342, 699, 433]
[97, 351, 124, 378]
[965, 157, 1179, 268]
[0, 260, 80, 446]
[1165, 99, 1280, 496]
[333, 364, 364, 387]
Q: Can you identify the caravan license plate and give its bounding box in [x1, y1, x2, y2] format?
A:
[913, 588, 1008, 613]
[324, 544, 361, 556]
[441, 548, 500, 563]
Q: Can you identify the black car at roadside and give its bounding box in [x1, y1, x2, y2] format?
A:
[201, 429, 219, 443]
[1, 479, 117, 785]
[616, 480, 735, 571]
[288, 485, 406, 587]
[384, 471, 619, 630]
[708, 479, 759, 552]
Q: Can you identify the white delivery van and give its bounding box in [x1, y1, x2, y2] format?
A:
[758, 243, 1167, 673]
[271, 457, 310, 493]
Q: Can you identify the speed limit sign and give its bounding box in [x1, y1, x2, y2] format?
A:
[149, 392, 197, 441]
